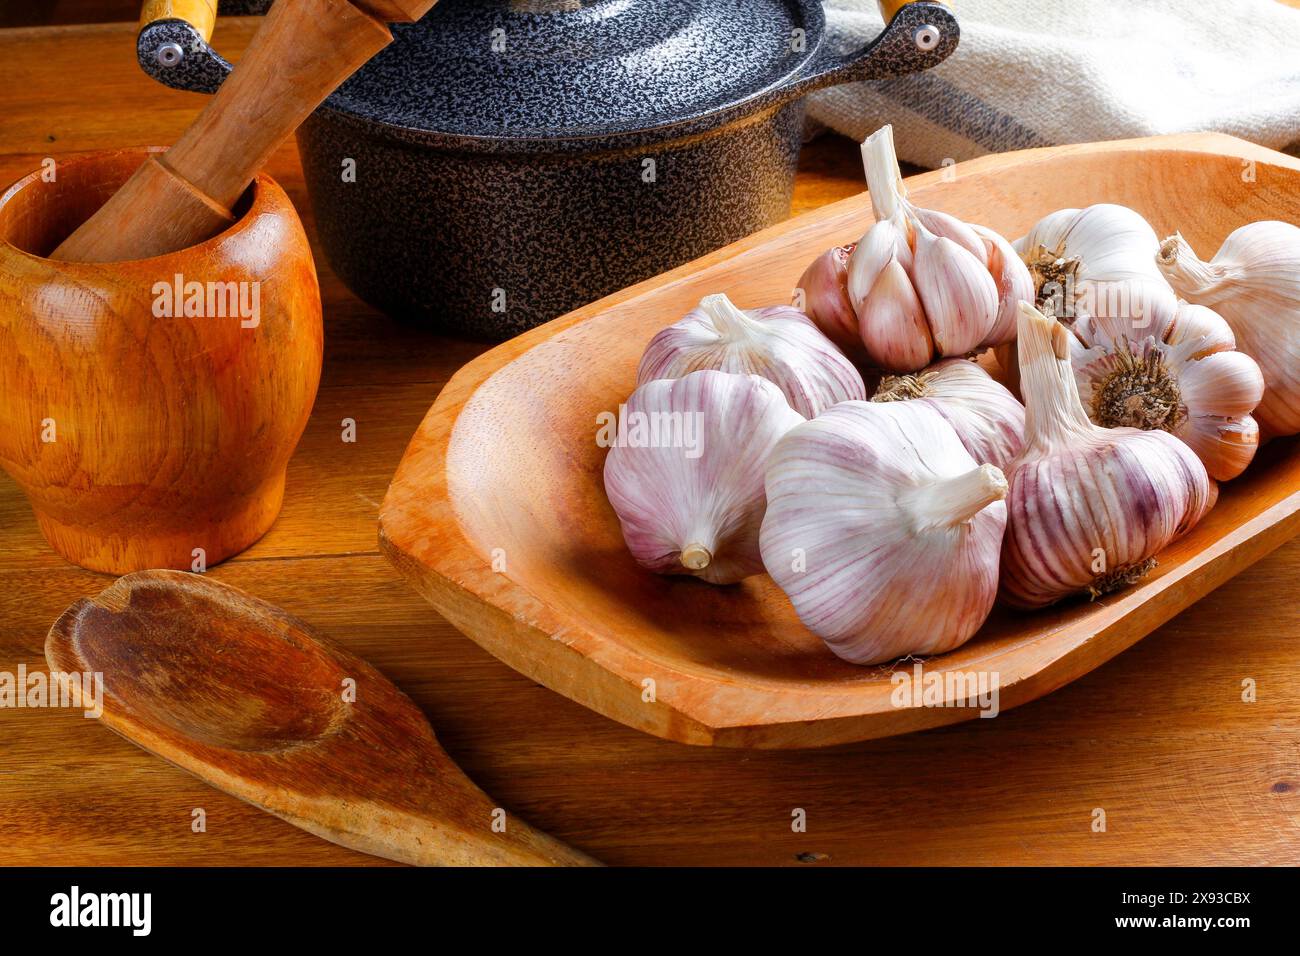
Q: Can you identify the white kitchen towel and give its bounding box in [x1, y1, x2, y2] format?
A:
[808, 0, 1300, 167]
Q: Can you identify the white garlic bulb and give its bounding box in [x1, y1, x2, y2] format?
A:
[1015, 203, 1178, 326]
[1157, 223, 1300, 439]
[801, 124, 1031, 373]
[870, 358, 1025, 470]
[1068, 299, 1263, 481]
[760, 400, 1008, 665]
[604, 369, 804, 585]
[637, 293, 865, 418]
[1000, 303, 1212, 609]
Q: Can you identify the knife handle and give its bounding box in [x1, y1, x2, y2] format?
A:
[878, 0, 947, 21]
[141, 0, 218, 41]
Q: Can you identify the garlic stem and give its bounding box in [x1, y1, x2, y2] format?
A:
[1016, 301, 1095, 450]
[696, 293, 762, 342]
[861, 124, 907, 223]
[679, 543, 713, 571]
[899, 463, 1008, 533]
[1157, 233, 1226, 299]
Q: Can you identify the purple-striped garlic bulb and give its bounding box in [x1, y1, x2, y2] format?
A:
[1068, 298, 1263, 481]
[870, 358, 1025, 470]
[637, 293, 865, 418]
[1000, 303, 1212, 609]
[760, 400, 1008, 665]
[797, 124, 1031, 373]
[604, 369, 804, 585]
[1158, 223, 1300, 440]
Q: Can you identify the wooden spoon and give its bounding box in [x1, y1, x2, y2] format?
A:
[51, 0, 437, 263]
[45, 570, 597, 866]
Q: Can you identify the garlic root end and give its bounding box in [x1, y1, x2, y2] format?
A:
[1087, 557, 1158, 599]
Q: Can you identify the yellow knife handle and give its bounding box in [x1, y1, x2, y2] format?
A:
[878, 0, 946, 22]
[139, 0, 435, 38]
[140, 0, 218, 42]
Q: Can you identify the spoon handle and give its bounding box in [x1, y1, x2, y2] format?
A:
[286, 800, 601, 867]
[51, 0, 398, 262]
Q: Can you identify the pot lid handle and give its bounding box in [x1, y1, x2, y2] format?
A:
[783, 1, 958, 100]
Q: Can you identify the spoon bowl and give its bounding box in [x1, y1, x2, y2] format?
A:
[47, 570, 596, 867]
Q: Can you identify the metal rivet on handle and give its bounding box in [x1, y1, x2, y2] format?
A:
[914, 24, 941, 52]
[156, 42, 185, 68]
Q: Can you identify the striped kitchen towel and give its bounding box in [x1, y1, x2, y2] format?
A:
[808, 0, 1300, 167]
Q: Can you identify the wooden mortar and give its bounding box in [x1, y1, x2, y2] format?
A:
[0, 148, 322, 573]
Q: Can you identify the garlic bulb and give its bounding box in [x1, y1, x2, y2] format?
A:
[871, 358, 1025, 470]
[604, 369, 804, 584]
[637, 293, 865, 418]
[760, 400, 1008, 665]
[1015, 204, 1177, 325]
[808, 124, 1031, 373]
[1000, 303, 1212, 609]
[1068, 299, 1263, 481]
[1157, 223, 1300, 438]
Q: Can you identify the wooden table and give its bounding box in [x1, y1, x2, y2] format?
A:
[1, 19, 1297, 867]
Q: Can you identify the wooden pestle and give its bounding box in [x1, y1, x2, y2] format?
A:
[52, 0, 438, 263]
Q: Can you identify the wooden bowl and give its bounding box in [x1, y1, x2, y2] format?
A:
[380, 134, 1300, 748]
[0, 148, 322, 574]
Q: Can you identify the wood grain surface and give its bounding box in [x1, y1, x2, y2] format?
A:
[0, 19, 1297, 866]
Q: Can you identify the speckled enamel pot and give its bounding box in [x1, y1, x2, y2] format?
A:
[140, 0, 958, 338]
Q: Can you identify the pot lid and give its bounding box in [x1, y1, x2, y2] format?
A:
[329, 0, 829, 141]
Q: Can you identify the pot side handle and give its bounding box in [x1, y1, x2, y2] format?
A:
[138, 0, 274, 93]
[787, 0, 958, 98]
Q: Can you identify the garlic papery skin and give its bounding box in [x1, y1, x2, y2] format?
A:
[973, 223, 1035, 348]
[604, 369, 804, 585]
[1157, 224, 1300, 439]
[636, 293, 866, 418]
[870, 358, 1025, 470]
[759, 400, 1008, 666]
[838, 125, 1031, 373]
[1000, 303, 1212, 610]
[794, 243, 864, 359]
[1069, 299, 1264, 481]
